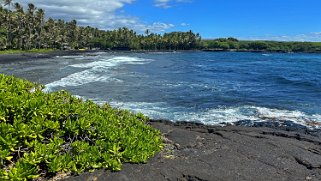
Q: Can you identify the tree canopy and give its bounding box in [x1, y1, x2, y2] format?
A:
[1, 1, 320, 53]
[0, 1, 202, 51]
[203, 38, 321, 53]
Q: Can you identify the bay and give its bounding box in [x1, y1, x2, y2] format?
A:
[1, 51, 321, 128]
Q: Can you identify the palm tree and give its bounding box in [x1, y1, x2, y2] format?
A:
[25, 3, 36, 49]
[0, 6, 6, 49]
[35, 8, 44, 48]
[2, 0, 12, 49]
[144, 29, 150, 36]
[12, 2, 25, 49]
[0, 1, 203, 51]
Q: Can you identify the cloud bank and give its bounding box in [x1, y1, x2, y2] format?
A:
[15, 0, 175, 33]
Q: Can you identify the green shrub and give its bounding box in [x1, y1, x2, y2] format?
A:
[0, 74, 162, 180]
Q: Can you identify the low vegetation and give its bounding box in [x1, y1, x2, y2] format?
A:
[203, 38, 321, 53]
[0, 74, 162, 180]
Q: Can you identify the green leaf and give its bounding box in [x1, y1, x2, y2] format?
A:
[0, 74, 162, 179]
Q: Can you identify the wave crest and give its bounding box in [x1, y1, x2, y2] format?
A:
[44, 56, 151, 91]
[103, 101, 321, 129]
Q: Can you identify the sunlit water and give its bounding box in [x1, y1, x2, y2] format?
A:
[1, 51, 321, 128]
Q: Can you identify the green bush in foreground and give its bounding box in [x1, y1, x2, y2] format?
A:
[0, 74, 162, 180]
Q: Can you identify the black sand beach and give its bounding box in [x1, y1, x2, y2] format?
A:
[0, 50, 97, 63]
[0, 50, 176, 63]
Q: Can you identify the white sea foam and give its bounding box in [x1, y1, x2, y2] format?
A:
[69, 56, 151, 68]
[109, 101, 171, 117]
[44, 56, 151, 91]
[44, 70, 117, 91]
[99, 101, 321, 129]
[56, 55, 85, 59]
[179, 106, 321, 128]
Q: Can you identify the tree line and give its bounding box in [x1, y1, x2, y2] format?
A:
[203, 38, 321, 53]
[0, 0, 202, 51]
[1, 0, 320, 53]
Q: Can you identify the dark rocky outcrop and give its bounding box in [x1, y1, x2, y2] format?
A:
[65, 120, 321, 181]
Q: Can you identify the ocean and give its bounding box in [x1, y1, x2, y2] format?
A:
[1, 51, 321, 128]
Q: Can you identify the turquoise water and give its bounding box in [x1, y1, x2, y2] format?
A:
[1, 51, 321, 128]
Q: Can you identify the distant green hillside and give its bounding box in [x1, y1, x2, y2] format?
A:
[203, 38, 321, 53]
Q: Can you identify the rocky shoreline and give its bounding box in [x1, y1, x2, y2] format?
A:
[64, 120, 321, 181]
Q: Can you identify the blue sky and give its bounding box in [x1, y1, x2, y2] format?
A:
[15, 0, 321, 41]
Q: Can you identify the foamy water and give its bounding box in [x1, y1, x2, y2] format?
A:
[44, 56, 152, 91]
[95, 100, 321, 129]
[1, 51, 320, 129]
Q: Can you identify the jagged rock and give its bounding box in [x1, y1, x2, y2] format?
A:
[65, 120, 321, 181]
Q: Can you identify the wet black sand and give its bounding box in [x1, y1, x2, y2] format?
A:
[0, 50, 97, 63]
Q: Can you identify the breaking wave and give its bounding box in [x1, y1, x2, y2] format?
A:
[44, 56, 152, 91]
[100, 101, 321, 129]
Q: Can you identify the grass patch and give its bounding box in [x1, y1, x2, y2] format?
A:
[0, 74, 162, 180]
[0, 49, 54, 55]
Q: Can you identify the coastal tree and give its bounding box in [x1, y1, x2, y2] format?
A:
[0, 1, 204, 51]
[1, 0, 12, 48]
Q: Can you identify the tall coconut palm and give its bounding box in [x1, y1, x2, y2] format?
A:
[2, 0, 12, 49]
[0, 7, 6, 49]
[35, 8, 44, 48]
[0, 1, 203, 51]
[25, 3, 37, 49]
[13, 2, 25, 49]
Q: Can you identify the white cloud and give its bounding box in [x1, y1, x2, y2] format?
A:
[146, 22, 175, 32]
[154, 0, 191, 9]
[243, 32, 321, 42]
[155, 0, 171, 8]
[180, 23, 189, 26]
[14, 0, 175, 33]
